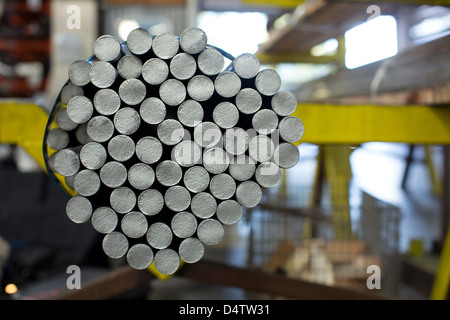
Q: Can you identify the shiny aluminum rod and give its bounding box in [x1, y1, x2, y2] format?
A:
[110, 186, 137, 214]
[126, 243, 154, 270]
[121, 211, 148, 239]
[137, 189, 164, 216]
[99, 161, 127, 188]
[146, 222, 173, 250]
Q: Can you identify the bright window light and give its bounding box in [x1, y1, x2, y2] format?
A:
[344, 15, 398, 69]
[118, 19, 140, 41]
[197, 11, 268, 57]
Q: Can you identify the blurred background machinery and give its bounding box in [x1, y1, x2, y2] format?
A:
[0, 0, 450, 300]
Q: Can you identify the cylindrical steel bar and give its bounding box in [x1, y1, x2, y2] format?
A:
[74, 169, 101, 197]
[140, 97, 166, 125]
[232, 53, 260, 79]
[252, 109, 278, 134]
[271, 90, 297, 116]
[89, 61, 117, 89]
[66, 195, 92, 224]
[178, 237, 204, 264]
[197, 47, 224, 76]
[80, 142, 107, 170]
[191, 192, 217, 219]
[118, 78, 146, 106]
[209, 173, 236, 200]
[172, 140, 201, 167]
[214, 71, 241, 98]
[203, 147, 230, 174]
[126, 243, 154, 270]
[152, 32, 179, 60]
[255, 69, 281, 96]
[197, 219, 224, 246]
[177, 100, 204, 127]
[107, 135, 135, 162]
[114, 107, 141, 135]
[223, 127, 249, 156]
[171, 211, 197, 239]
[216, 200, 243, 225]
[75, 123, 93, 145]
[117, 55, 142, 80]
[180, 27, 207, 54]
[142, 58, 169, 85]
[126, 28, 153, 56]
[93, 35, 122, 62]
[87, 115, 115, 143]
[279, 116, 304, 143]
[102, 231, 129, 259]
[228, 155, 256, 182]
[153, 248, 180, 275]
[55, 107, 78, 131]
[138, 189, 164, 216]
[91, 206, 118, 234]
[121, 211, 148, 239]
[65, 175, 75, 190]
[170, 53, 197, 80]
[236, 180, 262, 208]
[248, 134, 275, 163]
[183, 165, 210, 193]
[235, 88, 262, 114]
[155, 160, 183, 187]
[46, 128, 70, 151]
[159, 79, 186, 107]
[67, 96, 93, 124]
[60, 82, 83, 105]
[110, 186, 136, 214]
[52, 148, 80, 177]
[164, 186, 191, 212]
[127, 163, 155, 190]
[146, 222, 173, 250]
[157, 119, 184, 146]
[100, 161, 127, 188]
[213, 102, 239, 129]
[255, 161, 282, 188]
[273, 142, 300, 169]
[93, 89, 121, 116]
[68, 60, 91, 86]
[187, 75, 214, 102]
[135, 136, 163, 164]
[193, 121, 221, 148]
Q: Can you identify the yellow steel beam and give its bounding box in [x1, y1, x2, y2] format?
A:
[242, 0, 305, 9]
[294, 103, 450, 145]
[0, 100, 49, 171]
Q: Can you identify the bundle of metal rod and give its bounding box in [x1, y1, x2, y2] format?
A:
[45, 26, 304, 275]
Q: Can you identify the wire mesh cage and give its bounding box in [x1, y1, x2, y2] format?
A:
[245, 182, 402, 297]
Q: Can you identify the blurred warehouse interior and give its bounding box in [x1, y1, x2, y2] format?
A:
[0, 0, 450, 300]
